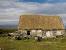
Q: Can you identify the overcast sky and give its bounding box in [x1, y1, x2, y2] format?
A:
[0, 0, 66, 26]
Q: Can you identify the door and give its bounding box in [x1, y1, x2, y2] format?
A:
[27, 31, 30, 35]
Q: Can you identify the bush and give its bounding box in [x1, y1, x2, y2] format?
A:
[15, 36, 22, 40]
[0, 34, 7, 37]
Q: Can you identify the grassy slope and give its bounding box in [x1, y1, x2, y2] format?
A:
[0, 37, 66, 50]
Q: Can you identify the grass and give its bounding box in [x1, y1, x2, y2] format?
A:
[0, 37, 66, 50]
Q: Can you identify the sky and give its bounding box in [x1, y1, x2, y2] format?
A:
[0, 0, 66, 26]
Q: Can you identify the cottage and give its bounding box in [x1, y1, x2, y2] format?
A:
[18, 15, 65, 38]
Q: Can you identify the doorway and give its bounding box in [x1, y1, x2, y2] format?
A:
[27, 30, 30, 35]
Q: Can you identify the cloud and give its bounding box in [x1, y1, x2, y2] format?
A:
[17, 0, 47, 3]
[18, 0, 66, 3]
[0, 0, 66, 25]
[48, 0, 66, 3]
[0, 0, 19, 21]
[15, 2, 66, 14]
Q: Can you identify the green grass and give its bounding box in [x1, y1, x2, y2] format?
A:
[0, 37, 66, 50]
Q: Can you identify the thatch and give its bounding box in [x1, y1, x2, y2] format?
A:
[18, 15, 64, 30]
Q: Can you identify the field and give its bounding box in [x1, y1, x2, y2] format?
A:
[0, 37, 66, 50]
[0, 29, 66, 50]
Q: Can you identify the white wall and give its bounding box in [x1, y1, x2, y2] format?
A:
[31, 30, 43, 37]
[36, 30, 42, 37]
[46, 31, 54, 38]
[45, 30, 64, 38]
[21, 30, 64, 38]
[30, 30, 37, 36]
[55, 30, 64, 36]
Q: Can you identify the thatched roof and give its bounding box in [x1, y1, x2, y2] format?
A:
[18, 15, 64, 30]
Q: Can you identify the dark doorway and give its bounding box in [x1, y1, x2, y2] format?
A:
[27, 31, 30, 35]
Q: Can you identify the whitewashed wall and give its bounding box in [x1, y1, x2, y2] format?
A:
[22, 30, 27, 33]
[20, 30, 64, 38]
[36, 30, 42, 37]
[31, 30, 43, 37]
[55, 30, 64, 36]
[30, 30, 37, 36]
[45, 31, 54, 38]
